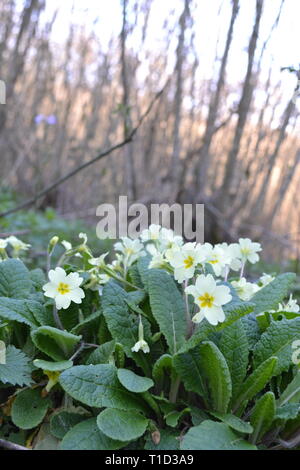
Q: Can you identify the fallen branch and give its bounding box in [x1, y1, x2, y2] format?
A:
[0, 86, 166, 219]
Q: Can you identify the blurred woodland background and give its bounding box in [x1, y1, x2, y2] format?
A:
[0, 0, 299, 264]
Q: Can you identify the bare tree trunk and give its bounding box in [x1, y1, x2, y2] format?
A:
[219, 0, 264, 210]
[170, 0, 191, 199]
[120, 0, 136, 201]
[196, 0, 239, 195]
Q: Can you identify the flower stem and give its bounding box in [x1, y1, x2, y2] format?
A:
[169, 376, 181, 403]
[53, 306, 64, 330]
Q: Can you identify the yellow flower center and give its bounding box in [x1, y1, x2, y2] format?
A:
[184, 256, 194, 269]
[125, 248, 134, 255]
[209, 258, 218, 264]
[198, 292, 214, 308]
[241, 247, 250, 256]
[57, 282, 70, 295]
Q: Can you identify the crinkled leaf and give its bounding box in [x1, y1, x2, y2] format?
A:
[178, 300, 254, 354]
[173, 349, 207, 399]
[253, 318, 300, 376]
[219, 320, 249, 401]
[234, 357, 278, 411]
[31, 326, 81, 361]
[275, 403, 300, 421]
[0, 297, 40, 328]
[197, 341, 232, 413]
[0, 345, 32, 386]
[102, 281, 151, 374]
[59, 364, 147, 412]
[85, 340, 116, 365]
[0, 259, 32, 299]
[146, 269, 187, 354]
[251, 273, 296, 315]
[278, 372, 300, 405]
[250, 392, 275, 443]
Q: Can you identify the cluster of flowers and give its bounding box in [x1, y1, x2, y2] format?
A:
[1, 227, 299, 355]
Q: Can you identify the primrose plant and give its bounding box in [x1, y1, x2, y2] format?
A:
[0, 227, 299, 450]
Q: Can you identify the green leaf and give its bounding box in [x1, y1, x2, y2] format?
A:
[0, 297, 40, 328]
[251, 273, 296, 315]
[0, 345, 32, 386]
[59, 364, 147, 412]
[33, 359, 73, 371]
[29, 268, 46, 290]
[173, 349, 207, 399]
[144, 429, 180, 450]
[85, 340, 116, 365]
[180, 420, 257, 450]
[146, 269, 187, 354]
[50, 411, 86, 439]
[241, 316, 261, 350]
[60, 418, 125, 450]
[117, 368, 154, 393]
[97, 408, 148, 442]
[71, 310, 102, 334]
[152, 354, 173, 383]
[219, 320, 249, 401]
[178, 300, 254, 354]
[233, 357, 278, 411]
[31, 326, 81, 361]
[198, 341, 232, 413]
[211, 412, 253, 434]
[275, 403, 300, 421]
[102, 281, 152, 374]
[0, 259, 32, 299]
[278, 372, 300, 405]
[250, 392, 275, 443]
[11, 388, 50, 430]
[165, 408, 190, 428]
[253, 318, 300, 376]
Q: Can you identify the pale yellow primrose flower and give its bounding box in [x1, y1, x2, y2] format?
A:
[234, 238, 262, 264]
[114, 237, 145, 267]
[259, 273, 275, 287]
[166, 242, 205, 283]
[0, 239, 8, 249]
[43, 267, 85, 310]
[140, 224, 161, 242]
[89, 253, 109, 269]
[218, 242, 242, 272]
[185, 274, 232, 326]
[160, 227, 183, 250]
[202, 243, 230, 277]
[278, 294, 300, 314]
[231, 277, 259, 301]
[61, 240, 72, 251]
[6, 236, 31, 252]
